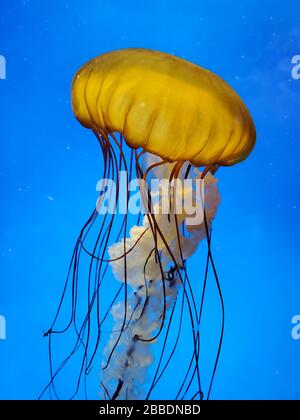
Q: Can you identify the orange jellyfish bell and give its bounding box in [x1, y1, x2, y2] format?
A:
[72, 48, 255, 168]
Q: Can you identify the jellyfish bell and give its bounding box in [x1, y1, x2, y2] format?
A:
[72, 48, 255, 169]
[42, 48, 255, 401]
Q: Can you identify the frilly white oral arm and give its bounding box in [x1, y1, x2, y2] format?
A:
[101, 156, 220, 400]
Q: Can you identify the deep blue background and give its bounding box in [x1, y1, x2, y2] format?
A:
[1, 0, 300, 399]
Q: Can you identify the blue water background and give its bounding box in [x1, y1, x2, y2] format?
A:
[0, 0, 300, 399]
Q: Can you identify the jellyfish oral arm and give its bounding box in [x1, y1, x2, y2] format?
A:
[101, 268, 180, 400]
[101, 162, 220, 400]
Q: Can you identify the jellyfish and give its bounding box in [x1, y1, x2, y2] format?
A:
[41, 49, 255, 400]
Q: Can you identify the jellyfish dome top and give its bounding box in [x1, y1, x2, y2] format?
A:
[72, 48, 255, 167]
[42, 49, 255, 401]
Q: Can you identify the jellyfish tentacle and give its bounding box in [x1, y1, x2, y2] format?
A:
[203, 210, 225, 400]
[42, 132, 222, 400]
